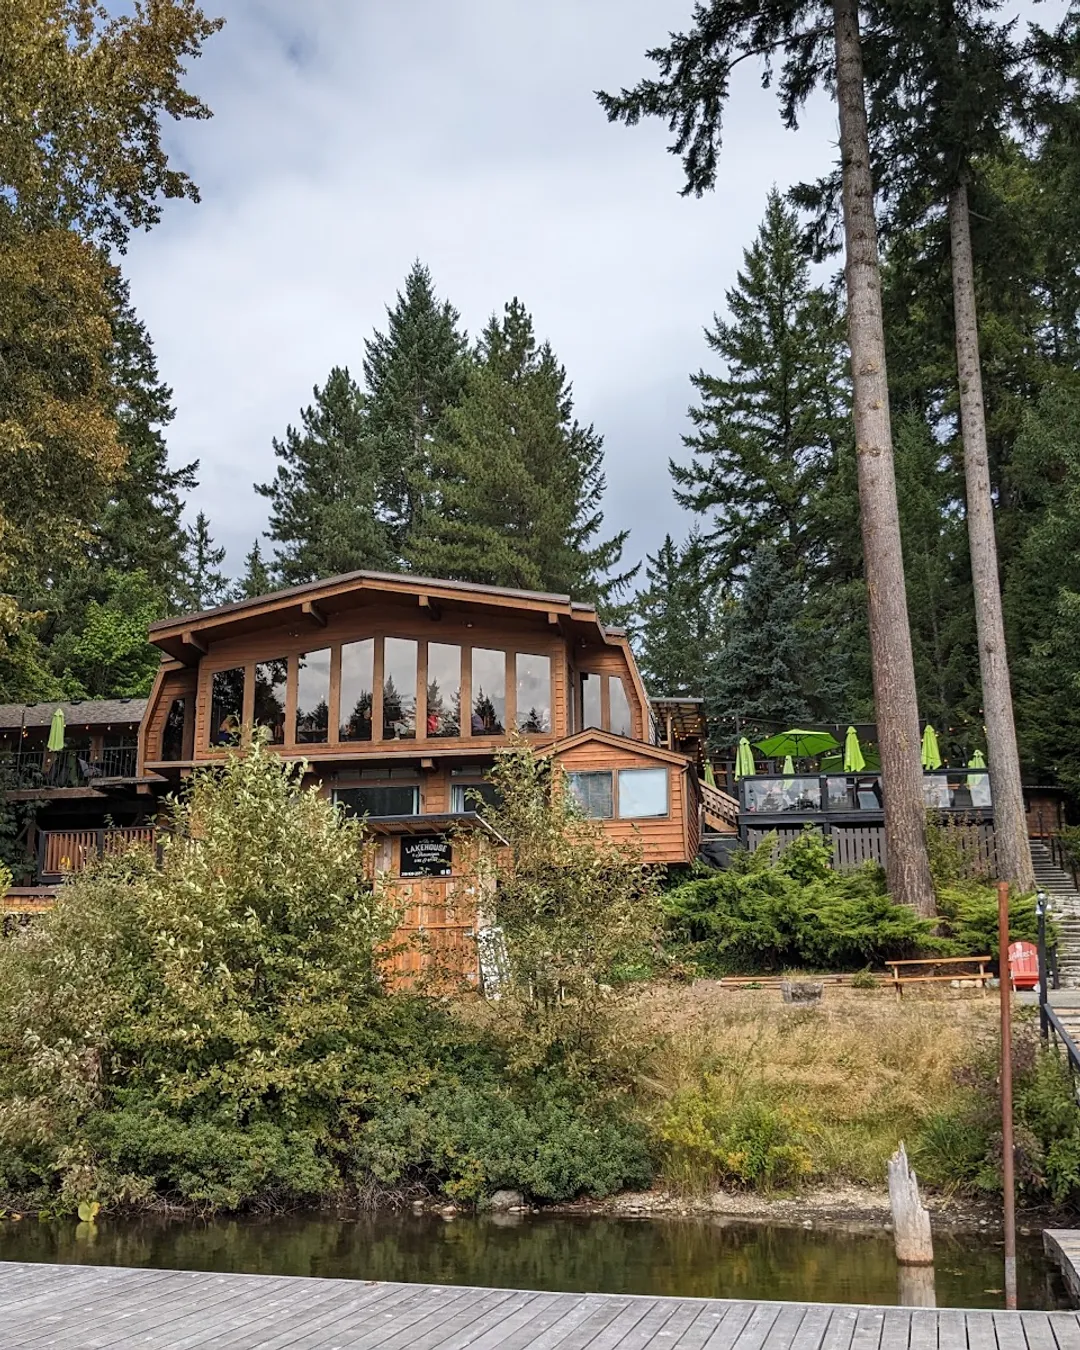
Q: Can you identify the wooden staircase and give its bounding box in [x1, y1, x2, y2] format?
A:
[700, 778, 739, 834]
[1031, 838, 1080, 989]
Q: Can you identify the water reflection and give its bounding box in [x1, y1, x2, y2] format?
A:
[0, 1213, 1065, 1311]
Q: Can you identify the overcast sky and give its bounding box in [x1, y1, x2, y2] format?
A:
[122, 0, 841, 584]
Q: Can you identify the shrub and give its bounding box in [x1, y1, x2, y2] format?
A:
[662, 829, 931, 973]
[655, 1082, 812, 1192]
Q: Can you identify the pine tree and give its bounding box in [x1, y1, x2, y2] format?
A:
[234, 541, 273, 601]
[708, 544, 811, 725]
[363, 261, 469, 554]
[673, 191, 849, 579]
[408, 299, 634, 607]
[633, 531, 722, 697]
[178, 511, 228, 612]
[599, 0, 937, 914]
[256, 367, 392, 585]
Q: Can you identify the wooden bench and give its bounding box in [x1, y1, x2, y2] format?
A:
[886, 955, 991, 996]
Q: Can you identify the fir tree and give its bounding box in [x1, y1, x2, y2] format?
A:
[633, 531, 722, 697]
[708, 544, 811, 726]
[178, 511, 228, 612]
[256, 367, 392, 584]
[234, 541, 273, 601]
[409, 299, 633, 607]
[673, 191, 849, 579]
[363, 261, 469, 554]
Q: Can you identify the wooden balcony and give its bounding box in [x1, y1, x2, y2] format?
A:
[38, 825, 156, 883]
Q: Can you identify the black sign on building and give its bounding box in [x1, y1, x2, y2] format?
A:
[400, 833, 452, 878]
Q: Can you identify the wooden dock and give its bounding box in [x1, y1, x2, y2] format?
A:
[2, 1261, 1079, 1349]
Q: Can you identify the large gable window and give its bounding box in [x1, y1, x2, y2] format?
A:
[516, 653, 551, 733]
[340, 639, 374, 742]
[296, 649, 330, 744]
[609, 678, 632, 737]
[427, 643, 461, 738]
[254, 659, 288, 744]
[471, 649, 505, 735]
[383, 637, 418, 739]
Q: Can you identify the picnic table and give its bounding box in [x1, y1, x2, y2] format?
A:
[886, 955, 991, 995]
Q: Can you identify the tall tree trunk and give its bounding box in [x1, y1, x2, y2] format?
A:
[831, 0, 936, 916]
[948, 182, 1035, 893]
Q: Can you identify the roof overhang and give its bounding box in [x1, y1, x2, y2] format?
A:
[543, 729, 694, 768]
[364, 811, 508, 845]
[148, 570, 613, 663]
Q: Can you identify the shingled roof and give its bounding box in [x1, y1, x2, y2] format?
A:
[0, 698, 147, 731]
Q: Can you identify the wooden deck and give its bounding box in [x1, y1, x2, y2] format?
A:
[1, 1262, 1078, 1350]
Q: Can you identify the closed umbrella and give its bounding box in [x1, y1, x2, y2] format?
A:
[782, 753, 795, 789]
[843, 725, 866, 773]
[704, 761, 717, 789]
[47, 707, 65, 752]
[967, 749, 988, 793]
[921, 724, 942, 771]
[734, 737, 756, 781]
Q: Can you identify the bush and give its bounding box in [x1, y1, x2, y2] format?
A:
[655, 1082, 812, 1192]
[0, 741, 656, 1214]
[662, 829, 932, 973]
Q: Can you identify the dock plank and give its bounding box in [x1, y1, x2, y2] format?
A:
[0, 1263, 1070, 1350]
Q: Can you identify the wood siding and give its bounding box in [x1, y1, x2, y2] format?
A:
[139, 664, 197, 771]
[553, 739, 695, 864]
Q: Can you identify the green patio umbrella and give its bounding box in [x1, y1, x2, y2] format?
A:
[704, 761, 717, 789]
[967, 749, 988, 790]
[921, 724, 942, 771]
[46, 707, 65, 752]
[781, 753, 795, 789]
[734, 737, 756, 781]
[755, 728, 839, 762]
[843, 725, 866, 773]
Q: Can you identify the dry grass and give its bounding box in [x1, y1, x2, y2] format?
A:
[629, 982, 1003, 1191]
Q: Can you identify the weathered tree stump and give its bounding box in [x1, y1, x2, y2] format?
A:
[781, 981, 823, 1005]
[888, 1142, 934, 1266]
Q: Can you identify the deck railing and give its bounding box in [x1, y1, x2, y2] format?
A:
[0, 744, 138, 789]
[739, 770, 993, 816]
[700, 778, 739, 828]
[38, 825, 156, 881]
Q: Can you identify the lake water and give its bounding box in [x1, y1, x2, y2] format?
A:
[0, 1212, 1067, 1310]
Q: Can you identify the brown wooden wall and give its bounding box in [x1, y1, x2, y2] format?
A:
[138, 665, 197, 774]
[142, 605, 648, 767]
[553, 739, 695, 864]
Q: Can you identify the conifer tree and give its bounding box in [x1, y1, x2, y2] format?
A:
[674, 191, 849, 580]
[363, 261, 468, 554]
[409, 300, 633, 607]
[599, 0, 937, 914]
[178, 511, 228, 612]
[709, 544, 811, 725]
[633, 532, 722, 697]
[234, 541, 273, 600]
[256, 367, 392, 585]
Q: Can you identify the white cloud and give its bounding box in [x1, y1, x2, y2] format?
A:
[123, 0, 840, 580]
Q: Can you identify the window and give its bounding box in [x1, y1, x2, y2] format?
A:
[383, 637, 417, 739]
[254, 659, 288, 744]
[162, 698, 187, 761]
[516, 653, 551, 732]
[568, 770, 613, 819]
[450, 781, 502, 813]
[471, 648, 505, 735]
[296, 649, 330, 744]
[581, 672, 602, 730]
[618, 768, 668, 818]
[427, 643, 461, 738]
[340, 639, 374, 742]
[209, 668, 245, 747]
[335, 784, 419, 818]
[609, 678, 632, 737]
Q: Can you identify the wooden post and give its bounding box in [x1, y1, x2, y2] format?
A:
[999, 879, 1018, 1309]
[888, 1142, 934, 1266]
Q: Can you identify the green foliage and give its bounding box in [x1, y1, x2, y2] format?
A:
[256, 366, 393, 585]
[351, 1077, 651, 1206]
[914, 1028, 1080, 1205]
[0, 741, 654, 1213]
[656, 1088, 812, 1193]
[478, 741, 663, 1089]
[49, 568, 163, 697]
[409, 300, 635, 610]
[632, 530, 722, 699]
[663, 829, 932, 973]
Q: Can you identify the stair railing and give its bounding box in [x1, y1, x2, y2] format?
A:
[1047, 831, 1080, 891]
[1037, 892, 1080, 1099]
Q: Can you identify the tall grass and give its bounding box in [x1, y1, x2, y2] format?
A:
[632, 985, 1002, 1193]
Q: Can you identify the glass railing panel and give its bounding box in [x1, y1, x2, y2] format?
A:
[740, 776, 822, 813]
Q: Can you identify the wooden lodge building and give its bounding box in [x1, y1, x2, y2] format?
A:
[0, 571, 739, 974]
